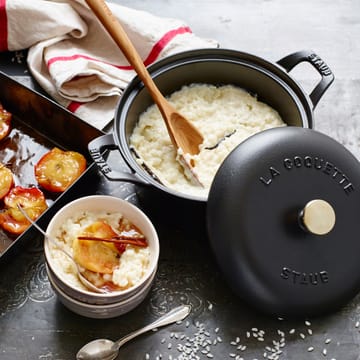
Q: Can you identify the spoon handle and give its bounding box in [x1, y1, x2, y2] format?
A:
[115, 305, 191, 349]
[17, 205, 72, 258]
[85, 0, 164, 103]
[17, 205, 107, 294]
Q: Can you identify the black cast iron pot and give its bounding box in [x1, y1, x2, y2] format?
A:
[88, 48, 334, 202]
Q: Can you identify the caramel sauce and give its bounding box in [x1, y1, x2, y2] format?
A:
[0, 116, 59, 251]
[81, 269, 132, 292]
[100, 282, 123, 292]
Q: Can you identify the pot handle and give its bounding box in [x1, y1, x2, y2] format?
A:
[88, 133, 149, 185]
[277, 50, 334, 109]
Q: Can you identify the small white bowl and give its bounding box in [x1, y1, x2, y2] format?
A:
[47, 265, 156, 319]
[44, 195, 159, 308]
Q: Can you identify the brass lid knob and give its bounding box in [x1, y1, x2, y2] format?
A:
[300, 199, 336, 235]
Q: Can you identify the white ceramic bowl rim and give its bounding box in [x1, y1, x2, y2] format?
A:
[44, 195, 159, 300]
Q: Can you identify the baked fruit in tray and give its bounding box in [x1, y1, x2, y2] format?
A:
[0, 71, 103, 258]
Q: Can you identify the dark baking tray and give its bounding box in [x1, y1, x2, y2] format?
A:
[0, 71, 104, 260]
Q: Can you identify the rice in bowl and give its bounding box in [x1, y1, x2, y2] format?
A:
[47, 209, 151, 293]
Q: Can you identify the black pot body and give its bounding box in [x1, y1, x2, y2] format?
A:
[89, 48, 334, 201]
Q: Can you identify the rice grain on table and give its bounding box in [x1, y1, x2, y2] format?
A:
[142, 310, 346, 360]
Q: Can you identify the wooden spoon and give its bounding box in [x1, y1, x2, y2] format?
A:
[85, 0, 204, 185]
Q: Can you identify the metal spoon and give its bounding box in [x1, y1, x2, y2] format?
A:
[17, 204, 108, 294]
[85, 0, 204, 186]
[76, 304, 191, 360]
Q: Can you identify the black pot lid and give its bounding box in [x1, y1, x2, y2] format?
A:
[207, 126, 360, 317]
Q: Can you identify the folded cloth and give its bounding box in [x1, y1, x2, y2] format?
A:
[0, 0, 218, 129]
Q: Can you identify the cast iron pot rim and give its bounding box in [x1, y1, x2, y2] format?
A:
[113, 48, 312, 202]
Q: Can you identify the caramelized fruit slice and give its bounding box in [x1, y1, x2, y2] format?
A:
[35, 147, 86, 193]
[73, 221, 122, 274]
[0, 164, 14, 200]
[0, 186, 48, 235]
[0, 103, 12, 141]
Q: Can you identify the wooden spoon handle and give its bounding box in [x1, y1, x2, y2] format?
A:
[85, 0, 164, 102]
[85, 0, 203, 164]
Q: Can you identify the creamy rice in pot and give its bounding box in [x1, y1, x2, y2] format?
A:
[130, 84, 286, 198]
[48, 210, 150, 292]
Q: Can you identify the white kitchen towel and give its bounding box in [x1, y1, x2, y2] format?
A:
[0, 0, 218, 129]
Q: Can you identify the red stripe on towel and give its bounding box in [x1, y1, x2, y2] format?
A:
[143, 26, 192, 66]
[48, 53, 126, 69]
[0, 0, 8, 51]
[67, 101, 82, 113]
[47, 26, 192, 69]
